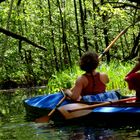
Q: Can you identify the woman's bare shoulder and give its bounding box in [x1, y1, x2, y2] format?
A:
[76, 75, 87, 82]
[75, 75, 88, 86]
[99, 72, 109, 83]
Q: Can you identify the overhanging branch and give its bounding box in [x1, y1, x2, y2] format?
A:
[0, 27, 47, 51]
[103, 2, 140, 9]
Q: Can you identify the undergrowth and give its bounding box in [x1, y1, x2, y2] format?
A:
[45, 61, 135, 96]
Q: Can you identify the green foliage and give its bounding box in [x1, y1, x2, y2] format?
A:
[0, 0, 139, 88]
[98, 61, 134, 95]
[45, 66, 83, 93]
[45, 61, 135, 95]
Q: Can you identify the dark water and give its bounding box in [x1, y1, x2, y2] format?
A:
[0, 87, 140, 140]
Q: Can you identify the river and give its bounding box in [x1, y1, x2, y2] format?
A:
[0, 87, 140, 140]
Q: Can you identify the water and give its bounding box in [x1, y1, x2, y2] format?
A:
[0, 87, 140, 140]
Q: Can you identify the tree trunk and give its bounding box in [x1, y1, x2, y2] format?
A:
[48, 0, 59, 71]
[92, 0, 99, 52]
[57, 0, 72, 67]
[1, 0, 14, 68]
[79, 0, 88, 51]
[74, 0, 82, 57]
[101, 0, 110, 63]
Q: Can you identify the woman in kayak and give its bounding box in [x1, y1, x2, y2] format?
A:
[64, 51, 109, 101]
[125, 58, 140, 101]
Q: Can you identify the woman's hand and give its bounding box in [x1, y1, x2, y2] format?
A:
[63, 89, 72, 99]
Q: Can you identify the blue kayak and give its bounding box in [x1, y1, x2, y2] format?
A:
[23, 90, 140, 126]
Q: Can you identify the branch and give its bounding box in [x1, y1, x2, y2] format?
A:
[0, 0, 5, 4]
[128, 0, 140, 4]
[0, 27, 47, 51]
[113, 4, 140, 9]
[103, 2, 140, 9]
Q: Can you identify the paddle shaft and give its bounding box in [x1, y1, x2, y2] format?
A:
[70, 97, 136, 112]
[48, 94, 66, 117]
[35, 89, 66, 123]
[98, 27, 128, 59]
[98, 17, 140, 59]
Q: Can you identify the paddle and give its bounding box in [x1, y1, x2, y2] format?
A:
[57, 97, 136, 120]
[98, 26, 129, 59]
[35, 89, 66, 123]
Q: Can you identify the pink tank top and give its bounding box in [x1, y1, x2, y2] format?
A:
[81, 72, 106, 96]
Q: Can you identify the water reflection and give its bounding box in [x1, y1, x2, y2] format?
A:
[0, 87, 140, 140]
[34, 123, 140, 140]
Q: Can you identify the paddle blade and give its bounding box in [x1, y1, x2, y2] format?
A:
[58, 108, 92, 120]
[35, 115, 50, 123]
[58, 103, 92, 119]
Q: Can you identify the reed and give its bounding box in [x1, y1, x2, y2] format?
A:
[45, 61, 135, 96]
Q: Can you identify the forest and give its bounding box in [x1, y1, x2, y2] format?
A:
[0, 0, 139, 90]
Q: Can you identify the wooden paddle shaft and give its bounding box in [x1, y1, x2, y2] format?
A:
[70, 97, 136, 112]
[35, 90, 66, 123]
[98, 27, 129, 59]
[48, 93, 66, 117]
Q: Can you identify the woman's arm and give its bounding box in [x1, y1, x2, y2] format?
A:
[64, 76, 87, 101]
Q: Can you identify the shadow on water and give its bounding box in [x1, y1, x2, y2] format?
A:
[0, 87, 140, 140]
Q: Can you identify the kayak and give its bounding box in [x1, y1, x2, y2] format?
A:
[23, 90, 140, 127]
[23, 90, 120, 119]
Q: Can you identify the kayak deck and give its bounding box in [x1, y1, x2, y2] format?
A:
[94, 106, 140, 113]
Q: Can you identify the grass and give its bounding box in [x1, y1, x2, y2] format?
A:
[45, 61, 135, 96]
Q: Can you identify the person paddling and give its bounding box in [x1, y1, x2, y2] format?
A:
[125, 58, 140, 101]
[64, 51, 109, 101]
